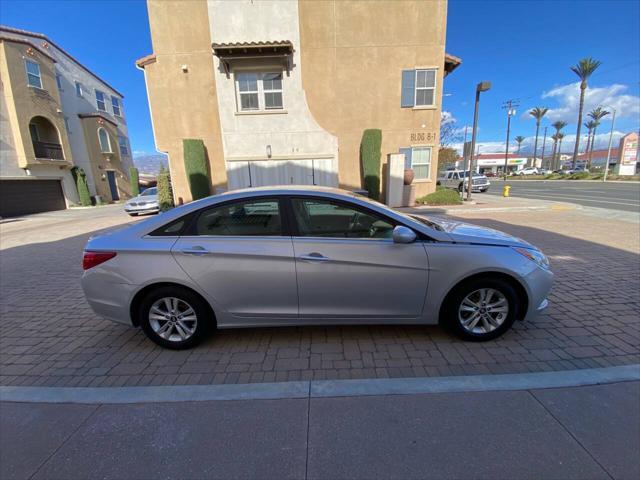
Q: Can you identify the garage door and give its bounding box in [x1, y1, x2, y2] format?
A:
[226, 159, 338, 190]
[0, 179, 66, 217]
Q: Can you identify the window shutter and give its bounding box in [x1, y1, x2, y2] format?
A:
[399, 147, 412, 169]
[401, 70, 415, 108]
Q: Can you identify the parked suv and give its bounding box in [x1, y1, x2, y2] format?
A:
[437, 170, 490, 192]
[518, 167, 539, 176]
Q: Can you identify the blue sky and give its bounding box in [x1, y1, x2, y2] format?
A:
[1, 0, 638, 156]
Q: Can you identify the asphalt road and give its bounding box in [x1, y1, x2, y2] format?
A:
[487, 179, 640, 212]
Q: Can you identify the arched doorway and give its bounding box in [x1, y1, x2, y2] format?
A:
[28, 116, 65, 160]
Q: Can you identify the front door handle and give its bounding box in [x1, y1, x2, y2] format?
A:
[299, 252, 330, 262]
[180, 246, 209, 256]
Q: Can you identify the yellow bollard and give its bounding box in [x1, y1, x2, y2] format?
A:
[503, 185, 511, 197]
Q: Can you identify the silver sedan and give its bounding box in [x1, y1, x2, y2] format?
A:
[82, 186, 553, 349]
[124, 187, 159, 216]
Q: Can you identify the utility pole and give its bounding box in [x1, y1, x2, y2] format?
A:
[502, 99, 519, 180]
[540, 126, 548, 169]
[467, 82, 491, 201]
[603, 107, 616, 182]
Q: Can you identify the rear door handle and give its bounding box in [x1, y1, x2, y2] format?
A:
[299, 253, 330, 262]
[180, 246, 210, 256]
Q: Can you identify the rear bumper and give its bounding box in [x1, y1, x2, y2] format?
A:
[81, 271, 136, 326]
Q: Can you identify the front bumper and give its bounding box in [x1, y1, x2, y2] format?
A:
[124, 203, 159, 214]
[521, 267, 554, 321]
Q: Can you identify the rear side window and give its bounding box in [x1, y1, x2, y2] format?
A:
[194, 199, 282, 236]
[149, 214, 192, 237]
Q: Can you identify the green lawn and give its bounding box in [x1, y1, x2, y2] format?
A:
[416, 186, 462, 206]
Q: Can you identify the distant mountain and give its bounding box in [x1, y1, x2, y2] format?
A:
[133, 154, 168, 175]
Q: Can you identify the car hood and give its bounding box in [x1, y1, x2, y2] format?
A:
[126, 194, 158, 204]
[428, 218, 533, 247]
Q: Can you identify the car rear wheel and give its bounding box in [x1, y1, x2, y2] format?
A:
[139, 286, 211, 349]
[442, 277, 519, 341]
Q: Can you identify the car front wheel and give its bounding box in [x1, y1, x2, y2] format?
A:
[139, 286, 211, 349]
[442, 277, 519, 341]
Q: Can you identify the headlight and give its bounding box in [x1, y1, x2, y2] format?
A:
[513, 247, 550, 270]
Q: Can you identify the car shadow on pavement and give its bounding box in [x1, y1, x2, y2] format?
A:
[0, 217, 638, 387]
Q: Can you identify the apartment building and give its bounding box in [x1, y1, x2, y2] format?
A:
[0, 25, 134, 217]
[136, 0, 459, 203]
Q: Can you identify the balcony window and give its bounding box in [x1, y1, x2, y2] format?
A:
[98, 127, 112, 153]
[75, 81, 83, 97]
[25, 60, 43, 89]
[95, 90, 106, 111]
[235, 71, 284, 112]
[29, 116, 64, 160]
[111, 96, 122, 116]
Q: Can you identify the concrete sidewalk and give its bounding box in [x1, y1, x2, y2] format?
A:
[2, 380, 638, 480]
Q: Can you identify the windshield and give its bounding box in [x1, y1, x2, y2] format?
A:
[141, 187, 157, 196]
[459, 172, 483, 178]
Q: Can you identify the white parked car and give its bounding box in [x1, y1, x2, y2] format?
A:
[124, 187, 159, 216]
[437, 170, 490, 192]
[518, 167, 539, 176]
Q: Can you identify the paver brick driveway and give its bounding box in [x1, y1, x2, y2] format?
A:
[1, 204, 638, 387]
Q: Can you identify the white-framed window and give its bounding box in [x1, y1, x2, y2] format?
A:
[29, 123, 40, 141]
[111, 96, 121, 116]
[55, 74, 63, 90]
[415, 69, 436, 107]
[235, 71, 284, 112]
[95, 90, 106, 111]
[98, 127, 112, 153]
[411, 147, 432, 180]
[25, 59, 43, 89]
[75, 81, 83, 97]
[64, 117, 71, 134]
[118, 135, 128, 155]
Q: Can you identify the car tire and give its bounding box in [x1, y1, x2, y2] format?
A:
[458, 183, 464, 193]
[441, 277, 519, 342]
[139, 286, 212, 350]
[128, 212, 138, 216]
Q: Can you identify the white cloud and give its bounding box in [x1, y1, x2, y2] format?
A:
[542, 82, 640, 123]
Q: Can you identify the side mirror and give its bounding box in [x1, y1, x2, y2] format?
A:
[392, 225, 417, 244]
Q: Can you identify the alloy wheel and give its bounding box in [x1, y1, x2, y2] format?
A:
[148, 297, 198, 342]
[458, 288, 509, 334]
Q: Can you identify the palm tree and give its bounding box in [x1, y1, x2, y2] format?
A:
[514, 136, 525, 154]
[587, 107, 610, 168]
[529, 107, 549, 161]
[557, 132, 566, 169]
[570, 57, 602, 168]
[551, 121, 567, 169]
[583, 120, 597, 167]
[551, 133, 560, 170]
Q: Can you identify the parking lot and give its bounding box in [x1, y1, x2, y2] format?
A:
[1, 203, 638, 387]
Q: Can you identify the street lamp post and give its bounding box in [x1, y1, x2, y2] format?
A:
[603, 107, 617, 182]
[502, 106, 516, 180]
[540, 126, 548, 169]
[467, 81, 491, 201]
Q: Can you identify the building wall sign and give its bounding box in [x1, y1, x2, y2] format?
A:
[620, 134, 638, 165]
[410, 132, 437, 143]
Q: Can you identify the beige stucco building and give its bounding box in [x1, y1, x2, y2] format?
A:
[137, 0, 459, 203]
[0, 26, 134, 217]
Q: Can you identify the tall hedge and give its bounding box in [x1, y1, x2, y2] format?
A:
[71, 166, 91, 206]
[129, 167, 140, 196]
[157, 166, 174, 212]
[183, 138, 210, 200]
[360, 129, 382, 201]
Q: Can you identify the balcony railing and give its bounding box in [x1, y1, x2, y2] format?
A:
[33, 141, 64, 160]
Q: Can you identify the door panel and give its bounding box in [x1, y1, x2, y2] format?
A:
[107, 171, 119, 201]
[293, 238, 428, 318]
[172, 237, 298, 317]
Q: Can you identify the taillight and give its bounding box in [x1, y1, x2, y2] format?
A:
[83, 251, 117, 270]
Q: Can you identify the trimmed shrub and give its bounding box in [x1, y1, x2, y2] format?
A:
[416, 187, 462, 206]
[129, 167, 140, 196]
[569, 171, 590, 180]
[183, 138, 210, 200]
[71, 166, 91, 206]
[157, 166, 174, 212]
[360, 129, 382, 201]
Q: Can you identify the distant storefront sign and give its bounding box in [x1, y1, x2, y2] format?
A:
[620, 134, 638, 165]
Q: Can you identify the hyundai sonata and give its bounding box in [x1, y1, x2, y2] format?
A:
[82, 186, 553, 349]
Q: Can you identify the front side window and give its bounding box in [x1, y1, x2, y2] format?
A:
[75, 81, 83, 97]
[98, 127, 111, 153]
[411, 147, 432, 180]
[25, 60, 42, 89]
[195, 199, 282, 236]
[95, 90, 106, 111]
[292, 198, 394, 239]
[111, 96, 121, 116]
[118, 135, 128, 155]
[235, 72, 284, 112]
[415, 69, 436, 106]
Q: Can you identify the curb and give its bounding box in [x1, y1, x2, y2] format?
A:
[1, 365, 638, 404]
[405, 203, 579, 214]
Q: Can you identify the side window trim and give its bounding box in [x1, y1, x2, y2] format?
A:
[183, 196, 290, 237]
